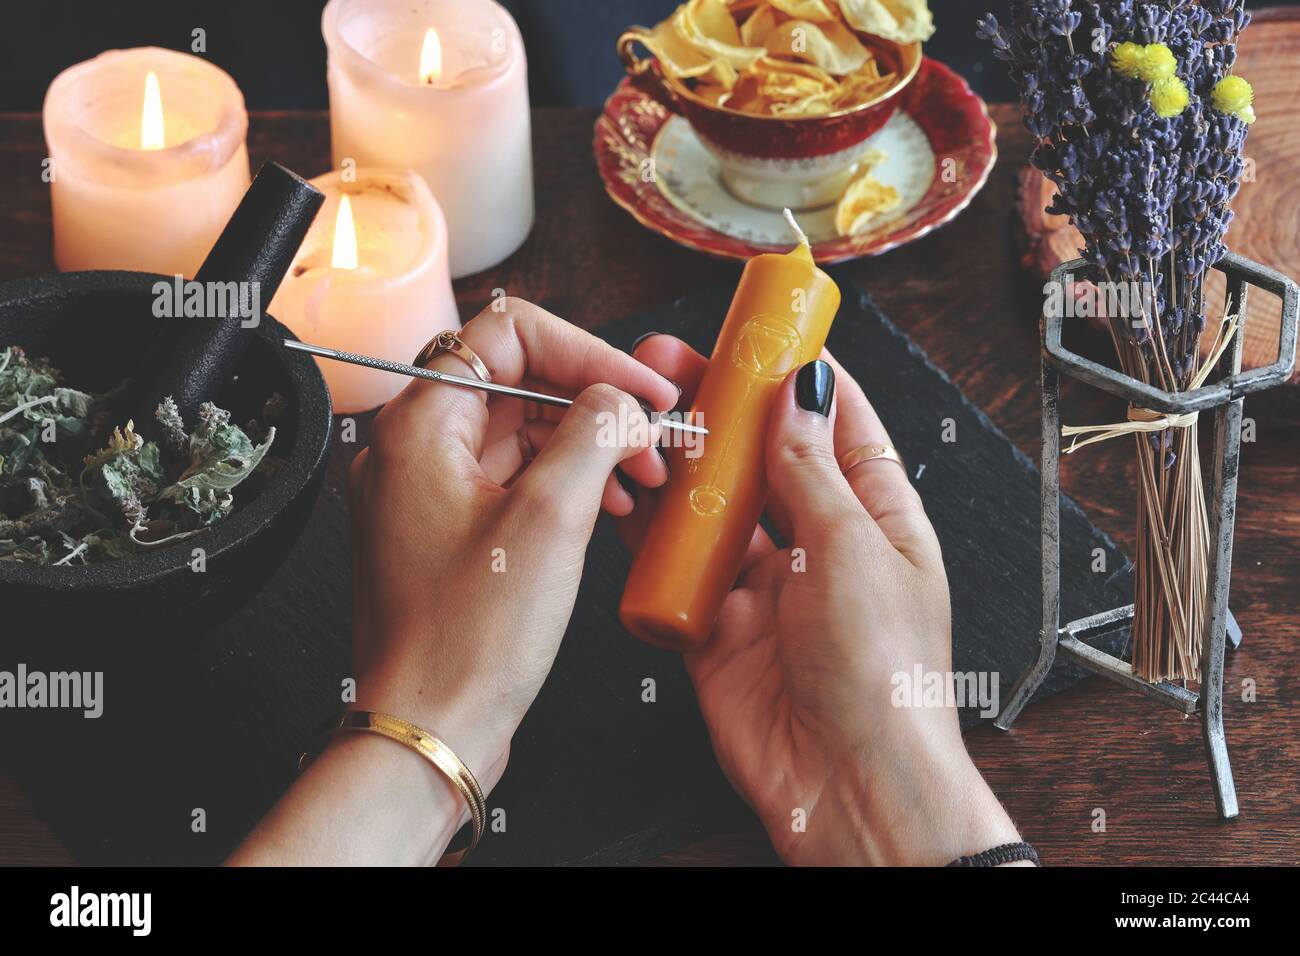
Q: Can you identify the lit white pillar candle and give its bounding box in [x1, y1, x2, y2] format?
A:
[269, 169, 460, 414]
[322, 0, 534, 278]
[43, 47, 250, 277]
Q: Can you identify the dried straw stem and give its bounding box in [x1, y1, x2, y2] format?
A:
[1111, 330, 1210, 683]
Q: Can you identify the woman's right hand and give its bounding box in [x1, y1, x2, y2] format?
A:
[623, 337, 1024, 866]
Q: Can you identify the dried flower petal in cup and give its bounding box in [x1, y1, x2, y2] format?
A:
[630, 0, 933, 118]
[619, 0, 927, 212]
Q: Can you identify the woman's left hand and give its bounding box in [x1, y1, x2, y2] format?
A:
[230, 298, 677, 865]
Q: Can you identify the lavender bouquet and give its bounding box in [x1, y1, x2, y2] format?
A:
[978, 1, 1256, 682]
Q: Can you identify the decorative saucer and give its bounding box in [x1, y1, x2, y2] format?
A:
[595, 58, 997, 263]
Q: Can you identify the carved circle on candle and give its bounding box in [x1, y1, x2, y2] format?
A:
[43, 47, 250, 276]
[268, 168, 460, 415]
[322, 0, 535, 279]
[688, 485, 729, 518]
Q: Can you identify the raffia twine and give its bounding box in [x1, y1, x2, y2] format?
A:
[1061, 315, 1239, 454]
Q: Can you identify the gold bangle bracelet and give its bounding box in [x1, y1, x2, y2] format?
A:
[335, 710, 487, 867]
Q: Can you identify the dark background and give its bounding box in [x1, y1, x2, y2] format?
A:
[7, 1, 1293, 112]
[0, 0, 1023, 111]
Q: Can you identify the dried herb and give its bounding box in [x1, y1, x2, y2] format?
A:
[0, 345, 281, 566]
[978, 1, 1254, 682]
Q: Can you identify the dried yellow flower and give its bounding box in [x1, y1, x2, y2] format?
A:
[1212, 74, 1256, 123]
[1149, 75, 1189, 118]
[1110, 41, 1145, 79]
[1137, 43, 1177, 82]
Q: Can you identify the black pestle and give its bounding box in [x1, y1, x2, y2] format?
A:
[121, 161, 324, 436]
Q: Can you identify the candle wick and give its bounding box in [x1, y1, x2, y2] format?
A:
[782, 208, 810, 248]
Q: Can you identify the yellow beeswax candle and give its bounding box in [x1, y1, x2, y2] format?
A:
[620, 232, 841, 652]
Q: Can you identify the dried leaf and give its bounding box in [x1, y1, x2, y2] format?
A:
[0, 347, 281, 566]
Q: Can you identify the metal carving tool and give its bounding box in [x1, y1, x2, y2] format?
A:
[283, 339, 709, 437]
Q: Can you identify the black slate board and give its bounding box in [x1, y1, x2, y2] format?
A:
[1, 284, 1131, 866]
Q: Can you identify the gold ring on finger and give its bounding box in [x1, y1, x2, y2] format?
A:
[413, 330, 492, 383]
[838, 443, 905, 475]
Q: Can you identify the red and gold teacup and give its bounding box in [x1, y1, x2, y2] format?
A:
[617, 28, 921, 211]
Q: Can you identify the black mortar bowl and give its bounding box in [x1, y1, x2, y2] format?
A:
[0, 271, 332, 669]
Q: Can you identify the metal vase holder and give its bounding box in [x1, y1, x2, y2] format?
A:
[996, 253, 1299, 820]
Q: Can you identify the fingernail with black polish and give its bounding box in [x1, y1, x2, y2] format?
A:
[631, 331, 663, 352]
[614, 466, 639, 502]
[795, 360, 834, 417]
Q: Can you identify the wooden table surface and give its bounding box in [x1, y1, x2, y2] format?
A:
[1, 94, 1297, 866]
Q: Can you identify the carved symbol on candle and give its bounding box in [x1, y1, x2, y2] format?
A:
[731, 314, 802, 380]
[688, 314, 802, 518]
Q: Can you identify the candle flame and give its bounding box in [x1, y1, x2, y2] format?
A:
[331, 194, 359, 271]
[418, 27, 442, 85]
[140, 71, 165, 151]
